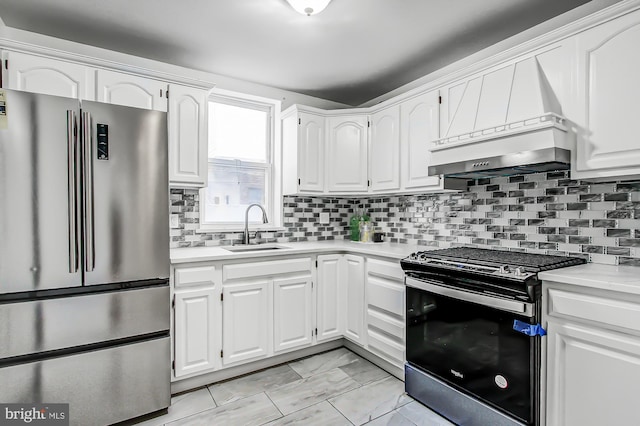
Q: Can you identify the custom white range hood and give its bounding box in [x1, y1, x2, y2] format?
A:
[429, 54, 574, 179]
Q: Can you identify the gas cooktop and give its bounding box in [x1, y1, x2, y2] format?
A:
[402, 247, 586, 283]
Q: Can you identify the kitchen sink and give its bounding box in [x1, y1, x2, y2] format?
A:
[223, 244, 291, 253]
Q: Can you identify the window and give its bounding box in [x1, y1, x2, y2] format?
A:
[200, 90, 281, 229]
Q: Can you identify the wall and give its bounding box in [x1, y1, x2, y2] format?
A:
[171, 171, 640, 266]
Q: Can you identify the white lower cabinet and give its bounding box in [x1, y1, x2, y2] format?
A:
[174, 286, 217, 378]
[273, 276, 313, 352]
[222, 280, 270, 366]
[316, 254, 344, 342]
[220, 258, 313, 367]
[544, 282, 640, 425]
[546, 320, 640, 426]
[365, 259, 405, 368]
[172, 253, 408, 383]
[344, 254, 366, 345]
[172, 264, 219, 379]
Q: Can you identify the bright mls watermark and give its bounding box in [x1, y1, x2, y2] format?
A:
[0, 404, 68, 426]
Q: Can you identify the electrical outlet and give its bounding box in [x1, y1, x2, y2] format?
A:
[319, 212, 330, 224]
[170, 214, 180, 228]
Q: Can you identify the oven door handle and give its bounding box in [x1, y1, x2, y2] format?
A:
[406, 277, 535, 317]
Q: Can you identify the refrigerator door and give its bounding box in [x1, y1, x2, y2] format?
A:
[0, 89, 82, 294]
[80, 101, 169, 286]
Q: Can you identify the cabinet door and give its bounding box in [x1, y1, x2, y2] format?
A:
[174, 287, 217, 377]
[400, 91, 442, 189]
[298, 112, 325, 192]
[168, 84, 208, 187]
[96, 68, 167, 111]
[326, 115, 368, 192]
[3, 51, 94, 99]
[370, 106, 400, 192]
[344, 254, 366, 345]
[222, 281, 269, 365]
[546, 320, 640, 426]
[317, 254, 343, 342]
[273, 276, 313, 352]
[573, 9, 640, 179]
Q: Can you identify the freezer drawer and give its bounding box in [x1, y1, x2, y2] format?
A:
[0, 285, 169, 359]
[0, 336, 170, 426]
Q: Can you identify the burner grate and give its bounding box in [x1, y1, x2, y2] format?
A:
[415, 247, 586, 272]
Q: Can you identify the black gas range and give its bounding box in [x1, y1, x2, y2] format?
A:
[401, 247, 586, 426]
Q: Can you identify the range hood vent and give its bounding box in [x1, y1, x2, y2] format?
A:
[429, 54, 574, 178]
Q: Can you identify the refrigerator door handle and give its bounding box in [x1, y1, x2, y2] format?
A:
[67, 110, 79, 273]
[82, 111, 95, 272]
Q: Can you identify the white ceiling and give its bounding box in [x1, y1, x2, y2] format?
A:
[0, 0, 604, 106]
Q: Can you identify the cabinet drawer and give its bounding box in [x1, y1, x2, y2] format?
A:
[367, 309, 404, 341]
[223, 258, 311, 281]
[367, 276, 404, 318]
[175, 265, 216, 288]
[367, 329, 405, 366]
[367, 258, 404, 281]
[548, 288, 640, 333]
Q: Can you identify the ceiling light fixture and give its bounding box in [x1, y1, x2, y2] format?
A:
[285, 0, 332, 16]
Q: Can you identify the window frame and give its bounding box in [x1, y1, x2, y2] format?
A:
[198, 88, 282, 232]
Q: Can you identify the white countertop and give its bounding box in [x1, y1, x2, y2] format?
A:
[539, 263, 640, 294]
[170, 240, 429, 264]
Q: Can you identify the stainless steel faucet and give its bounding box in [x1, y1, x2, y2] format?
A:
[243, 203, 269, 245]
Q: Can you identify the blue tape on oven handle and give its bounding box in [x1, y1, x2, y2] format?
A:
[513, 319, 547, 337]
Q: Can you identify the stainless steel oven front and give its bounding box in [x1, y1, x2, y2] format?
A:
[405, 276, 540, 426]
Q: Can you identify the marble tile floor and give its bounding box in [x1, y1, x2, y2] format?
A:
[134, 348, 454, 426]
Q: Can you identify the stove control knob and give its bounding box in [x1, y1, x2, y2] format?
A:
[498, 265, 510, 274]
[513, 267, 526, 276]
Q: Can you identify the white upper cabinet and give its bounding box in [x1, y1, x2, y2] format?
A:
[298, 113, 325, 193]
[572, 8, 640, 179]
[400, 91, 442, 190]
[95, 69, 167, 111]
[369, 106, 401, 192]
[282, 109, 325, 194]
[168, 84, 208, 187]
[327, 115, 369, 193]
[2, 51, 95, 100]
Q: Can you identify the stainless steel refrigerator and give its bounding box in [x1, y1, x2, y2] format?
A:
[0, 89, 170, 425]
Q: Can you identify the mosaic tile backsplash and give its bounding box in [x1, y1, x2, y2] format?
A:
[171, 171, 640, 266]
[170, 190, 354, 248]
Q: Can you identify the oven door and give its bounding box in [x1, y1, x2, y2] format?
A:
[406, 277, 537, 425]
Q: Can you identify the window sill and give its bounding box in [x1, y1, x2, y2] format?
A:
[195, 226, 286, 234]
